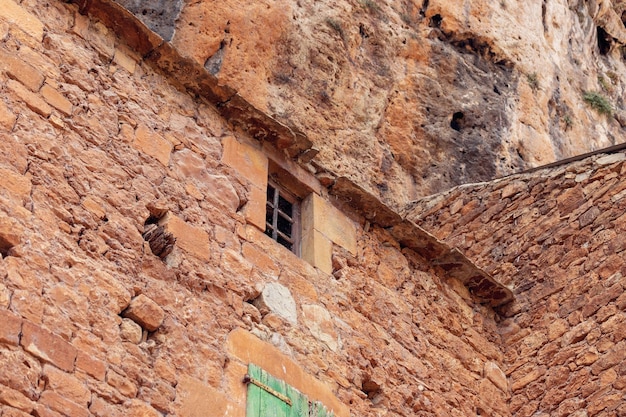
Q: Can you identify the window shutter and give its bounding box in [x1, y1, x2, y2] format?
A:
[310, 401, 334, 417]
[246, 363, 309, 417]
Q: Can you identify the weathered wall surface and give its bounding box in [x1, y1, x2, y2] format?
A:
[408, 152, 626, 416]
[0, 1, 510, 416]
[120, 0, 626, 206]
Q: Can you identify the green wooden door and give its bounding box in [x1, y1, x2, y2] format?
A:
[246, 364, 309, 417]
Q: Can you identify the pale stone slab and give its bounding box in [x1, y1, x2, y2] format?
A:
[221, 136, 268, 190]
[484, 361, 508, 393]
[302, 304, 338, 351]
[253, 282, 297, 325]
[596, 153, 625, 165]
[302, 193, 357, 255]
[301, 229, 332, 275]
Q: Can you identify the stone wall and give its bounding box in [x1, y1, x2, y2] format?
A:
[408, 152, 626, 416]
[0, 1, 510, 416]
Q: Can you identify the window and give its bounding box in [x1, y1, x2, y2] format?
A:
[265, 182, 300, 254]
[245, 364, 333, 417]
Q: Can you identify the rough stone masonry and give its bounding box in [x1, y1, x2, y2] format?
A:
[408, 150, 626, 416]
[1, 0, 626, 416]
[0, 1, 510, 416]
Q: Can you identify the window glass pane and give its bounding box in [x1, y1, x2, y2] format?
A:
[277, 214, 292, 237]
[278, 194, 292, 217]
[277, 236, 292, 251]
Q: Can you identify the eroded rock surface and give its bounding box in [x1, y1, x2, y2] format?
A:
[122, 0, 626, 206]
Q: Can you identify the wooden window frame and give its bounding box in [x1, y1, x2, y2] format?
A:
[265, 180, 301, 256]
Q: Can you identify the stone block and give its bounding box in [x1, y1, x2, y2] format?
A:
[202, 174, 241, 212]
[221, 136, 268, 190]
[0, 0, 44, 41]
[160, 213, 210, 261]
[177, 375, 241, 417]
[20, 321, 77, 372]
[38, 391, 89, 417]
[113, 46, 137, 74]
[6, 79, 51, 117]
[0, 100, 16, 130]
[75, 350, 106, 381]
[500, 180, 527, 199]
[278, 269, 319, 302]
[91, 270, 131, 314]
[0, 347, 41, 400]
[0, 284, 10, 309]
[478, 378, 509, 416]
[0, 48, 44, 91]
[243, 184, 266, 231]
[120, 317, 143, 343]
[221, 249, 253, 282]
[590, 341, 625, 375]
[302, 193, 357, 255]
[242, 242, 279, 279]
[133, 123, 173, 166]
[0, 309, 22, 345]
[0, 384, 34, 412]
[88, 396, 118, 417]
[511, 367, 546, 392]
[40, 84, 73, 116]
[578, 206, 600, 228]
[126, 400, 161, 417]
[42, 365, 90, 406]
[122, 294, 165, 332]
[301, 229, 333, 275]
[224, 360, 248, 408]
[483, 361, 508, 393]
[302, 304, 338, 351]
[556, 186, 585, 215]
[252, 282, 297, 325]
[81, 196, 106, 220]
[0, 168, 31, 200]
[106, 369, 137, 397]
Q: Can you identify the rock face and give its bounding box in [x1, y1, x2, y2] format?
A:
[111, 0, 626, 206]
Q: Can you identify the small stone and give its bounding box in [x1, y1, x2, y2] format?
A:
[501, 181, 526, 199]
[120, 318, 143, 343]
[575, 171, 591, 183]
[595, 153, 625, 166]
[484, 361, 508, 393]
[123, 294, 165, 331]
[578, 206, 600, 228]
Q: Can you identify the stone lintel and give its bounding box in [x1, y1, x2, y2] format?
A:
[75, 0, 163, 56]
[432, 248, 514, 306]
[330, 177, 403, 227]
